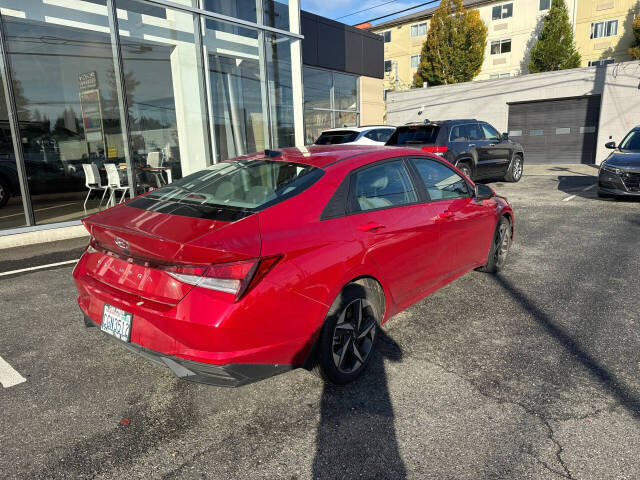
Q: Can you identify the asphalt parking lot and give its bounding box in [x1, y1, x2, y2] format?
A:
[1, 164, 639, 479]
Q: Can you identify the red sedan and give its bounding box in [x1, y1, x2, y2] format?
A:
[73, 146, 514, 386]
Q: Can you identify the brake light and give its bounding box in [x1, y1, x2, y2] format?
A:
[164, 256, 282, 301]
[421, 145, 447, 154]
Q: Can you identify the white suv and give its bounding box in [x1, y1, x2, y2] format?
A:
[314, 126, 396, 146]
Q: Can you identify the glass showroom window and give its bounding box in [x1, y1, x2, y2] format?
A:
[492, 3, 513, 20]
[0, 83, 24, 229]
[202, 18, 269, 161]
[266, 33, 297, 149]
[490, 39, 512, 54]
[203, 0, 258, 23]
[410, 23, 427, 37]
[303, 67, 359, 144]
[116, 0, 210, 182]
[1, 0, 127, 225]
[591, 20, 618, 39]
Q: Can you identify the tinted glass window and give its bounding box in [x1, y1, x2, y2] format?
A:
[387, 126, 440, 145]
[131, 160, 322, 218]
[353, 161, 417, 211]
[481, 123, 500, 141]
[619, 130, 640, 151]
[315, 130, 359, 145]
[412, 158, 469, 201]
[365, 129, 395, 142]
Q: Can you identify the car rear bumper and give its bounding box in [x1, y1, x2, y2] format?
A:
[84, 314, 292, 387]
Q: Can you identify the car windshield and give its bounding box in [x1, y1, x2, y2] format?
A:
[315, 130, 360, 145]
[128, 160, 323, 220]
[618, 130, 640, 151]
[386, 125, 440, 145]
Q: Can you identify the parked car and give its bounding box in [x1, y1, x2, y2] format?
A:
[73, 145, 514, 387]
[598, 127, 640, 198]
[314, 125, 396, 146]
[385, 119, 524, 182]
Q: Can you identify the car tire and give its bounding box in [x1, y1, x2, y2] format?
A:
[313, 282, 379, 385]
[504, 155, 523, 183]
[0, 177, 10, 208]
[477, 216, 512, 274]
[597, 191, 612, 199]
[457, 162, 473, 180]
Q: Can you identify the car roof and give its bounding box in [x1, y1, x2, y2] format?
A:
[320, 125, 395, 133]
[233, 145, 418, 169]
[402, 119, 478, 127]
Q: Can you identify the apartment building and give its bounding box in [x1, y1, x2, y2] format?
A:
[368, 0, 639, 92]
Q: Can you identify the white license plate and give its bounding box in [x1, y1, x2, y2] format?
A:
[101, 304, 132, 342]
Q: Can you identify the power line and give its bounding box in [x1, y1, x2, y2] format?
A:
[334, 0, 399, 20]
[355, 0, 439, 25]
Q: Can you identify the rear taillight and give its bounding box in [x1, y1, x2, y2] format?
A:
[164, 256, 281, 301]
[421, 146, 447, 155]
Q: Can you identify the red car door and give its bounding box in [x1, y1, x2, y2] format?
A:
[347, 159, 445, 305]
[409, 157, 495, 274]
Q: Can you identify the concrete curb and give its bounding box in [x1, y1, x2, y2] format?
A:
[0, 225, 89, 250]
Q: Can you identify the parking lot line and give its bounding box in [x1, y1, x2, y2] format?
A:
[562, 195, 577, 202]
[0, 355, 26, 388]
[583, 184, 597, 191]
[0, 259, 78, 277]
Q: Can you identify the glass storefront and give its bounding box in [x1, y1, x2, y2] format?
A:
[303, 67, 359, 144]
[0, 0, 302, 233]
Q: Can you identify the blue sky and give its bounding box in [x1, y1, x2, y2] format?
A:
[300, 0, 429, 26]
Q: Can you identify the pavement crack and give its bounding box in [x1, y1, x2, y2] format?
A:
[420, 358, 576, 480]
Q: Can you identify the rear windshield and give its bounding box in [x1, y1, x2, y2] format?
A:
[315, 130, 359, 145]
[386, 125, 440, 145]
[128, 160, 323, 221]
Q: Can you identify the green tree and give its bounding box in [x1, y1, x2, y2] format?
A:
[528, 0, 581, 73]
[629, 13, 640, 59]
[413, 0, 487, 87]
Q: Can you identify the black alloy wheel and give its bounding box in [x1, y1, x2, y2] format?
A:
[477, 216, 512, 273]
[458, 163, 472, 180]
[505, 155, 523, 182]
[331, 298, 376, 375]
[0, 178, 9, 208]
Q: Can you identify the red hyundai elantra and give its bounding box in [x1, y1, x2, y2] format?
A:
[73, 146, 514, 386]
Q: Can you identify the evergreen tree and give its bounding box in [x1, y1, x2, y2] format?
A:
[528, 0, 581, 73]
[629, 13, 640, 59]
[414, 0, 487, 87]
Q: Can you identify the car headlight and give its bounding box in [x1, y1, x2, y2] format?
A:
[601, 164, 625, 175]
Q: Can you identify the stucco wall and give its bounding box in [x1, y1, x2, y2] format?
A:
[360, 76, 385, 125]
[386, 60, 640, 164]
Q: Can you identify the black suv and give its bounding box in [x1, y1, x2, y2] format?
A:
[385, 119, 524, 182]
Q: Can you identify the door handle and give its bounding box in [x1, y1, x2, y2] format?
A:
[438, 211, 455, 219]
[359, 221, 385, 232]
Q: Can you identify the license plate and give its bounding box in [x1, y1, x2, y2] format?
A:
[101, 304, 132, 342]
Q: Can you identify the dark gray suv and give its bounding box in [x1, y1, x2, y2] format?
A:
[385, 119, 525, 182]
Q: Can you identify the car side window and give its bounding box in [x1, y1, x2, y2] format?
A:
[352, 160, 418, 212]
[377, 129, 395, 143]
[481, 123, 500, 141]
[469, 124, 484, 141]
[449, 124, 470, 142]
[411, 158, 470, 201]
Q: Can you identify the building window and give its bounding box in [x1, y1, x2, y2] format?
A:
[410, 55, 420, 69]
[384, 60, 393, 73]
[489, 73, 511, 79]
[591, 20, 618, 39]
[492, 3, 513, 20]
[410, 22, 427, 37]
[490, 39, 512, 54]
[588, 58, 615, 67]
[381, 30, 391, 43]
[303, 67, 359, 144]
[539, 0, 550, 10]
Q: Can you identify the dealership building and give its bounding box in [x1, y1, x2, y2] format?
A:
[0, 0, 384, 239]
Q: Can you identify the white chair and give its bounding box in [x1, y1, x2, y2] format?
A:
[146, 151, 165, 188]
[105, 163, 129, 206]
[82, 163, 108, 214]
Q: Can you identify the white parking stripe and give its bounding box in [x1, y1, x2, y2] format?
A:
[582, 184, 596, 191]
[0, 259, 78, 277]
[563, 195, 576, 202]
[0, 355, 26, 388]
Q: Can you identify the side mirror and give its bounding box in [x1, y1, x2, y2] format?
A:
[475, 184, 494, 199]
[501, 132, 509, 141]
[605, 141, 616, 149]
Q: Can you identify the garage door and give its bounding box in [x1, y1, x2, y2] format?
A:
[507, 96, 600, 164]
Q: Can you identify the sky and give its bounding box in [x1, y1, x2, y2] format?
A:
[299, 0, 432, 26]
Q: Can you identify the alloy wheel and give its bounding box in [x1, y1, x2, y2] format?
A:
[494, 221, 511, 267]
[0, 183, 4, 203]
[513, 158, 523, 180]
[331, 298, 376, 374]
